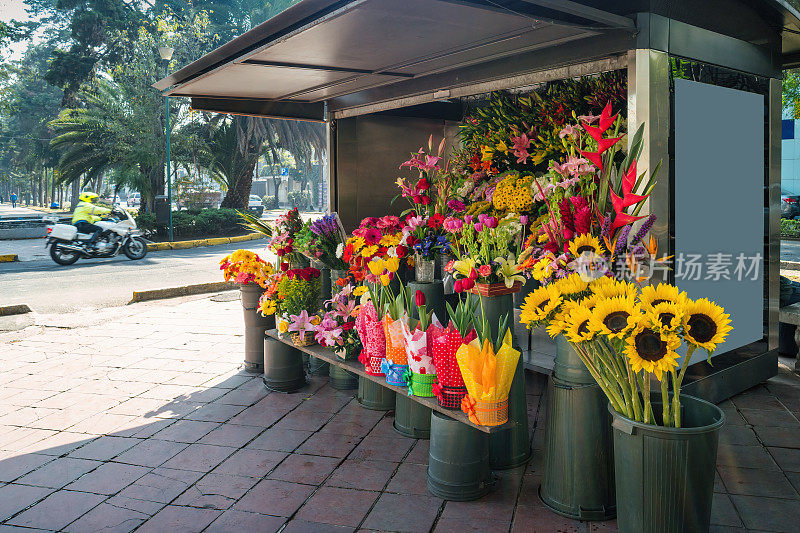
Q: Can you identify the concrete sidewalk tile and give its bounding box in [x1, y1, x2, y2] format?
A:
[11, 431, 89, 457]
[349, 435, 415, 463]
[753, 425, 800, 449]
[385, 462, 429, 495]
[0, 483, 53, 522]
[211, 448, 286, 478]
[7, 490, 105, 531]
[295, 431, 361, 458]
[0, 453, 54, 482]
[405, 440, 430, 464]
[67, 435, 141, 461]
[715, 443, 781, 470]
[110, 437, 188, 468]
[295, 486, 378, 528]
[769, 446, 800, 472]
[160, 443, 236, 472]
[269, 453, 340, 486]
[326, 459, 396, 492]
[718, 425, 760, 447]
[173, 473, 259, 510]
[65, 461, 150, 495]
[136, 505, 222, 533]
[711, 493, 744, 527]
[246, 428, 312, 452]
[739, 408, 800, 427]
[215, 385, 270, 406]
[363, 492, 442, 533]
[150, 419, 220, 443]
[182, 402, 246, 423]
[227, 406, 286, 428]
[63, 501, 150, 532]
[112, 416, 174, 439]
[786, 471, 800, 494]
[717, 465, 797, 498]
[206, 509, 284, 532]
[67, 413, 138, 435]
[16, 457, 101, 489]
[117, 467, 204, 504]
[731, 494, 800, 532]
[234, 479, 315, 517]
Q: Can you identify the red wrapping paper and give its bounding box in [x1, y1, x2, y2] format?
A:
[356, 300, 386, 375]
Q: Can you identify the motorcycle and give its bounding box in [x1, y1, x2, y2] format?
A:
[46, 206, 148, 265]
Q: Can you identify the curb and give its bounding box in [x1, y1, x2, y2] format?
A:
[0, 304, 32, 316]
[129, 281, 238, 304]
[147, 233, 265, 252]
[781, 261, 800, 271]
[0, 254, 19, 263]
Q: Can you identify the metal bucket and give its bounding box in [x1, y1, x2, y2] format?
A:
[394, 394, 432, 439]
[241, 284, 274, 373]
[407, 280, 445, 326]
[329, 365, 359, 390]
[357, 376, 396, 410]
[427, 410, 491, 501]
[488, 357, 531, 470]
[263, 337, 305, 392]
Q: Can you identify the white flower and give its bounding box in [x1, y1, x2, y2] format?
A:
[336, 243, 344, 258]
[387, 247, 397, 258]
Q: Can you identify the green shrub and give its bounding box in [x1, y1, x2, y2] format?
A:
[782, 218, 800, 238]
[288, 191, 311, 209]
[135, 212, 157, 235]
[262, 195, 279, 210]
[135, 208, 245, 239]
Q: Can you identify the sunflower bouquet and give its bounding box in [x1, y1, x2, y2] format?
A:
[521, 277, 731, 427]
[220, 249, 275, 288]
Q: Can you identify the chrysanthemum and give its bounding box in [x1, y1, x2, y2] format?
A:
[647, 301, 684, 332]
[568, 234, 605, 257]
[626, 319, 681, 380]
[682, 298, 732, 353]
[520, 285, 563, 326]
[552, 273, 588, 298]
[564, 306, 595, 343]
[639, 284, 687, 310]
[589, 296, 640, 339]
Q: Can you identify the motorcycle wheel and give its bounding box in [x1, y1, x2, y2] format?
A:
[123, 237, 148, 260]
[49, 242, 80, 265]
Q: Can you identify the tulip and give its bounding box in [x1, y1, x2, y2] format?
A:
[484, 216, 498, 229]
[413, 194, 422, 204]
[415, 290, 426, 307]
[520, 215, 529, 225]
[380, 274, 391, 286]
[462, 278, 475, 290]
[464, 214, 474, 224]
[384, 257, 400, 273]
[421, 195, 431, 206]
[474, 222, 484, 233]
[454, 278, 463, 293]
[469, 268, 478, 280]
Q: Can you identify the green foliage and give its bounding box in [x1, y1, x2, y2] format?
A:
[288, 191, 311, 209]
[135, 207, 243, 239]
[782, 218, 800, 238]
[277, 275, 321, 317]
[262, 195, 279, 210]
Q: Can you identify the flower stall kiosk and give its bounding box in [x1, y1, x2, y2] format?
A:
[158, 0, 800, 530]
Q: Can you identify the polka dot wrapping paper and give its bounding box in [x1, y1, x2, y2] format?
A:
[428, 323, 476, 388]
[356, 301, 386, 375]
[383, 314, 408, 365]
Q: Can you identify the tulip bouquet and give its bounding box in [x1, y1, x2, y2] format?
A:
[430, 296, 479, 408]
[342, 215, 410, 281]
[220, 249, 275, 288]
[520, 276, 732, 427]
[401, 290, 440, 396]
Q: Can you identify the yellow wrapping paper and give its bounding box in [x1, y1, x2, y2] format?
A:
[455, 329, 520, 402]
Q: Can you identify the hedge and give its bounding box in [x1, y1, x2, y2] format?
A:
[136, 208, 246, 239]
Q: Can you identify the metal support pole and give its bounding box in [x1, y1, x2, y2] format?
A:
[165, 91, 173, 242]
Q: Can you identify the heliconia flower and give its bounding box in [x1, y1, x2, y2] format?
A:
[580, 150, 604, 171]
[598, 101, 619, 132]
[611, 211, 647, 232]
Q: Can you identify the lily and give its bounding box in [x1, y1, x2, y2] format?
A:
[495, 254, 526, 288]
[288, 310, 315, 335]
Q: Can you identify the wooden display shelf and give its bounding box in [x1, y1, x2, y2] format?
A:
[265, 329, 512, 434]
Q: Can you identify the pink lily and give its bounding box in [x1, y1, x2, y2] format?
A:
[288, 310, 315, 335]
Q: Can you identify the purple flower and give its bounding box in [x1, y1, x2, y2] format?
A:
[474, 222, 484, 233]
[483, 216, 498, 229]
[630, 214, 656, 245]
[519, 215, 529, 225]
[447, 199, 466, 212]
[614, 225, 631, 257]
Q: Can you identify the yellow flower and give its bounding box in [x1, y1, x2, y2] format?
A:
[352, 236, 366, 251]
[278, 320, 289, 333]
[564, 305, 595, 343]
[546, 299, 579, 338]
[520, 285, 562, 326]
[380, 274, 392, 286]
[646, 301, 684, 332]
[639, 283, 687, 310]
[496, 139, 509, 154]
[380, 234, 400, 247]
[626, 319, 681, 380]
[589, 296, 640, 339]
[353, 286, 368, 297]
[568, 234, 605, 257]
[480, 144, 494, 162]
[452, 257, 475, 278]
[383, 257, 400, 273]
[552, 273, 588, 298]
[361, 245, 379, 258]
[682, 298, 732, 354]
[310, 316, 321, 325]
[367, 259, 385, 276]
[590, 278, 638, 300]
[259, 299, 277, 316]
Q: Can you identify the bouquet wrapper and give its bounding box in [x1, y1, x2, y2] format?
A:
[380, 359, 409, 386]
[401, 320, 437, 374]
[428, 323, 476, 408]
[456, 330, 520, 426]
[356, 300, 385, 375]
[383, 314, 408, 365]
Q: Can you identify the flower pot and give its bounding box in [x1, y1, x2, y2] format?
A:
[540, 336, 616, 521]
[240, 284, 274, 373]
[415, 255, 435, 283]
[462, 396, 509, 427]
[432, 383, 468, 409]
[357, 376, 396, 410]
[468, 280, 522, 297]
[263, 337, 305, 392]
[329, 365, 359, 390]
[380, 360, 409, 386]
[394, 394, 431, 439]
[407, 281, 445, 326]
[610, 394, 724, 533]
[427, 410, 491, 501]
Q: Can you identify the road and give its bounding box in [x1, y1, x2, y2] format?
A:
[0, 240, 270, 314]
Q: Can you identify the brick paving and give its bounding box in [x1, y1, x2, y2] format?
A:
[0, 294, 798, 532]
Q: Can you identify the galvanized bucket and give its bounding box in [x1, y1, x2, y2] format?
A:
[357, 376, 396, 410]
[329, 365, 359, 390]
[263, 337, 305, 392]
[427, 410, 491, 501]
[394, 393, 431, 439]
[241, 284, 274, 373]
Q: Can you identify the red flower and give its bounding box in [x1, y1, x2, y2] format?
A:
[478, 264, 491, 277]
[415, 290, 426, 307]
[421, 196, 431, 206]
[462, 278, 475, 291]
[280, 262, 289, 272]
[412, 195, 422, 204]
[416, 178, 430, 191]
[395, 245, 408, 257]
[454, 279, 463, 293]
[406, 236, 420, 247]
[427, 213, 444, 229]
[363, 228, 382, 245]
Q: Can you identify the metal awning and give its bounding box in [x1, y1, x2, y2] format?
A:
[155, 0, 800, 120]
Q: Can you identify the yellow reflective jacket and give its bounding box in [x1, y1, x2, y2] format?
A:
[72, 201, 112, 224]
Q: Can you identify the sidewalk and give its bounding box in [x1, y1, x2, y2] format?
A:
[0, 294, 798, 532]
[0, 237, 49, 262]
[0, 204, 44, 219]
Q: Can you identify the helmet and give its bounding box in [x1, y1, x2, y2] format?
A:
[79, 192, 98, 203]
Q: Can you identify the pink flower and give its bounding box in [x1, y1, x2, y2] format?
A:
[478, 264, 491, 277]
[577, 113, 600, 124]
[474, 222, 484, 233]
[443, 217, 463, 233]
[511, 133, 531, 163]
[405, 215, 425, 231]
[363, 228, 382, 244]
[559, 124, 579, 139]
[464, 214, 474, 224]
[288, 310, 315, 335]
[447, 199, 466, 212]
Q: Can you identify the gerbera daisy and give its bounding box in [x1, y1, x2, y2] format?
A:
[647, 301, 684, 332]
[639, 283, 687, 310]
[626, 320, 681, 380]
[520, 285, 563, 326]
[568, 234, 605, 257]
[552, 273, 588, 298]
[682, 298, 732, 353]
[589, 296, 640, 339]
[564, 305, 595, 343]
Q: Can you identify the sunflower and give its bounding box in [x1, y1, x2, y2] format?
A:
[564, 305, 595, 343]
[520, 285, 563, 326]
[552, 273, 588, 298]
[682, 298, 732, 353]
[578, 293, 599, 309]
[546, 299, 580, 338]
[625, 320, 681, 380]
[568, 234, 605, 257]
[639, 284, 687, 310]
[590, 278, 638, 300]
[589, 296, 640, 339]
[647, 301, 684, 332]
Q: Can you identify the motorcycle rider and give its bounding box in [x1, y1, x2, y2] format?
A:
[72, 192, 112, 249]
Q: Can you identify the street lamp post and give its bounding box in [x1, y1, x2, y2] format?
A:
[159, 46, 175, 242]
